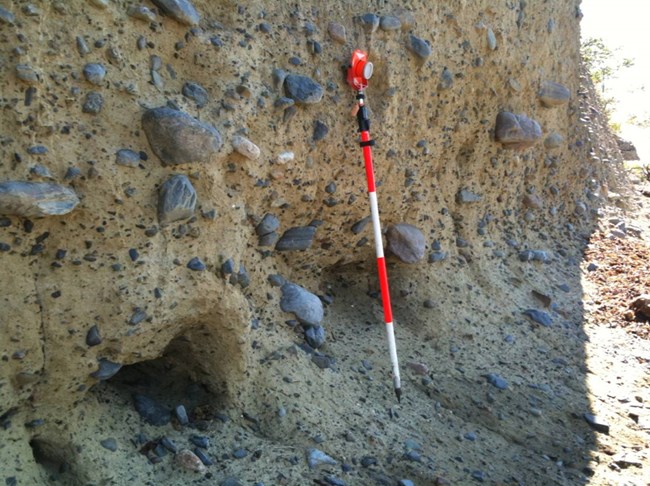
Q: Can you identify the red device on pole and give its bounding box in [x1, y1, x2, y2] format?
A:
[347, 50, 402, 402]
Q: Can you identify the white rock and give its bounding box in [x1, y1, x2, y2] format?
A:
[277, 151, 294, 164]
[232, 135, 260, 160]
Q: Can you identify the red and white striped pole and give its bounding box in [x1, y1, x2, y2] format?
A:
[347, 50, 402, 402]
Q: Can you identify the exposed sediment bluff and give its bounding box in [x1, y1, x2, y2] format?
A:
[0, 1, 631, 484]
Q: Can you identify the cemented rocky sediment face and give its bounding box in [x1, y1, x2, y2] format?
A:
[0, 0, 625, 483]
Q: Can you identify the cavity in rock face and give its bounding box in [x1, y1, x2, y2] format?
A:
[142, 107, 222, 166]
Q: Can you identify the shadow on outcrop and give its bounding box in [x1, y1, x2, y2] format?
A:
[29, 438, 83, 485]
[103, 322, 245, 415]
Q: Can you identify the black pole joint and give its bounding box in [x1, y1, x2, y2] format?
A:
[356, 93, 370, 133]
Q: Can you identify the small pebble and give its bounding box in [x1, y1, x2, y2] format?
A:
[190, 435, 210, 449]
[175, 449, 206, 473]
[83, 63, 106, 85]
[116, 149, 141, 168]
[82, 91, 104, 114]
[100, 438, 117, 451]
[187, 257, 206, 271]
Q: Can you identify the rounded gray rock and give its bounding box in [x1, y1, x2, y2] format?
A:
[359, 13, 379, 33]
[328, 22, 346, 44]
[158, 174, 197, 226]
[407, 35, 431, 59]
[280, 282, 324, 327]
[538, 81, 570, 107]
[115, 149, 141, 168]
[182, 81, 209, 108]
[494, 112, 542, 150]
[142, 107, 222, 166]
[0, 181, 79, 217]
[544, 132, 564, 150]
[380, 15, 401, 30]
[284, 74, 324, 104]
[386, 223, 425, 263]
[83, 63, 106, 85]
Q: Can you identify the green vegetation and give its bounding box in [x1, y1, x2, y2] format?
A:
[581, 36, 634, 128]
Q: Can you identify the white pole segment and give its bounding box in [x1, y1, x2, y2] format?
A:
[368, 191, 384, 259]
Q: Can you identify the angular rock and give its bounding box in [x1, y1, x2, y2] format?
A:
[258, 232, 278, 247]
[151, 0, 200, 26]
[115, 149, 141, 168]
[538, 81, 570, 107]
[351, 216, 371, 234]
[0, 181, 79, 217]
[438, 68, 454, 90]
[523, 309, 553, 327]
[232, 135, 260, 160]
[275, 226, 316, 251]
[630, 294, 650, 318]
[86, 325, 102, 347]
[616, 136, 640, 161]
[0, 6, 16, 25]
[255, 213, 280, 236]
[158, 174, 197, 226]
[307, 448, 337, 469]
[311, 352, 336, 370]
[386, 223, 425, 263]
[83, 63, 106, 85]
[15, 64, 39, 84]
[313, 120, 329, 142]
[182, 81, 209, 108]
[284, 74, 324, 104]
[456, 189, 482, 203]
[523, 193, 543, 209]
[90, 359, 122, 380]
[142, 107, 222, 166]
[407, 35, 431, 59]
[187, 257, 206, 271]
[133, 393, 171, 426]
[280, 282, 324, 327]
[583, 413, 609, 434]
[82, 91, 104, 114]
[494, 112, 542, 150]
